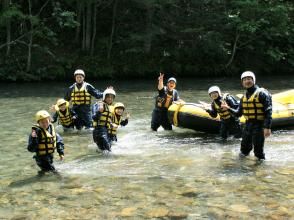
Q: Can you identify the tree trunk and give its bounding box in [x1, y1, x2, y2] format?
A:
[82, 5, 86, 51]
[90, 2, 97, 56]
[26, 0, 33, 72]
[144, 4, 153, 54]
[107, 0, 118, 60]
[85, 1, 92, 51]
[3, 0, 11, 56]
[75, 1, 83, 43]
[225, 32, 239, 68]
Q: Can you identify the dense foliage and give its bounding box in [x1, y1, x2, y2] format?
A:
[0, 0, 293, 81]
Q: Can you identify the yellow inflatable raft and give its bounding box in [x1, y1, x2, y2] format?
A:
[168, 89, 294, 133]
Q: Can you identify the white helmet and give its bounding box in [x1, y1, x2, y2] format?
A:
[103, 88, 116, 100]
[241, 71, 255, 84]
[74, 69, 85, 77]
[208, 86, 221, 95]
[167, 77, 177, 83]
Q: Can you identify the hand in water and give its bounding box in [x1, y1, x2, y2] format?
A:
[59, 155, 64, 161]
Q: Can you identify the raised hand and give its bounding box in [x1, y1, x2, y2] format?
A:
[158, 72, 164, 81]
[158, 72, 164, 90]
[49, 104, 57, 112]
[31, 129, 37, 137]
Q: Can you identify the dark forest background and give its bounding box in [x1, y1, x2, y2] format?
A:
[0, 0, 293, 81]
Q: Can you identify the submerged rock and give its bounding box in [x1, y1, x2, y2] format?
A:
[181, 190, 200, 198]
[229, 204, 251, 213]
[275, 168, 294, 175]
[120, 207, 137, 217]
[11, 215, 30, 220]
[147, 208, 169, 218]
[168, 211, 188, 219]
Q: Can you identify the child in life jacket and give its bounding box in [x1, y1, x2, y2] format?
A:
[51, 98, 77, 131]
[27, 110, 64, 174]
[108, 102, 130, 142]
[92, 88, 115, 152]
[205, 86, 242, 140]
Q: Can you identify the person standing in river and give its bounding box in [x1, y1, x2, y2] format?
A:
[151, 73, 183, 131]
[221, 71, 272, 160]
[92, 88, 116, 152]
[64, 69, 103, 130]
[27, 110, 64, 175]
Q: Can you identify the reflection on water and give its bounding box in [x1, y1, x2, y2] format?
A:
[0, 78, 293, 219]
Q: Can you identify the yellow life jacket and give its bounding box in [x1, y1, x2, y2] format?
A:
[156, 88, 176, 109]
[213, 93, 231, 120]
[242, 88, 265, 121]
[93, 103, 113, 128]
[57, 108, 73, 126]
[33, 124, 56, 156]
[109, 113, 122, 135]
[71, 83, 91, 105]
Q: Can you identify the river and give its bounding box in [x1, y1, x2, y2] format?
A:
[0, 77, 293, 219]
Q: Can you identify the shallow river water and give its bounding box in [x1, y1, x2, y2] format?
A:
[0, 77, 293, 219]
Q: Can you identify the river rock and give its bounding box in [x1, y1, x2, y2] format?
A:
[93, 187, 105, 193]
[286, 194, 294, 199]
[120, 207, 137, 216]
[181, 190, 200, 198]
[147, 208, 169, 218]
[229, 204, 251, 213]
[70, 188, 87, 194]
[11, 215, 30, 220]
[275, 168, 294, 175]
[168, 211, 188, 219]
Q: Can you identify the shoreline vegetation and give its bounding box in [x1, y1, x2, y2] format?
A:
[0, 1, 293, 82]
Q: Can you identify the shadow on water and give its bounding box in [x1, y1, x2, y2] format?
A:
[71, 151, 120, 162]
[160, 128, 242, 147]
[216, 153, 268, 177]
[9, 172, 63, 188]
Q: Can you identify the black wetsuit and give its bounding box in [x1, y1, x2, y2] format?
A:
[151, 87, 179, 131]
[230, 85, 272, 159]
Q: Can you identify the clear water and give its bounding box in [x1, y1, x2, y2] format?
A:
[0, 77, 293, 219]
